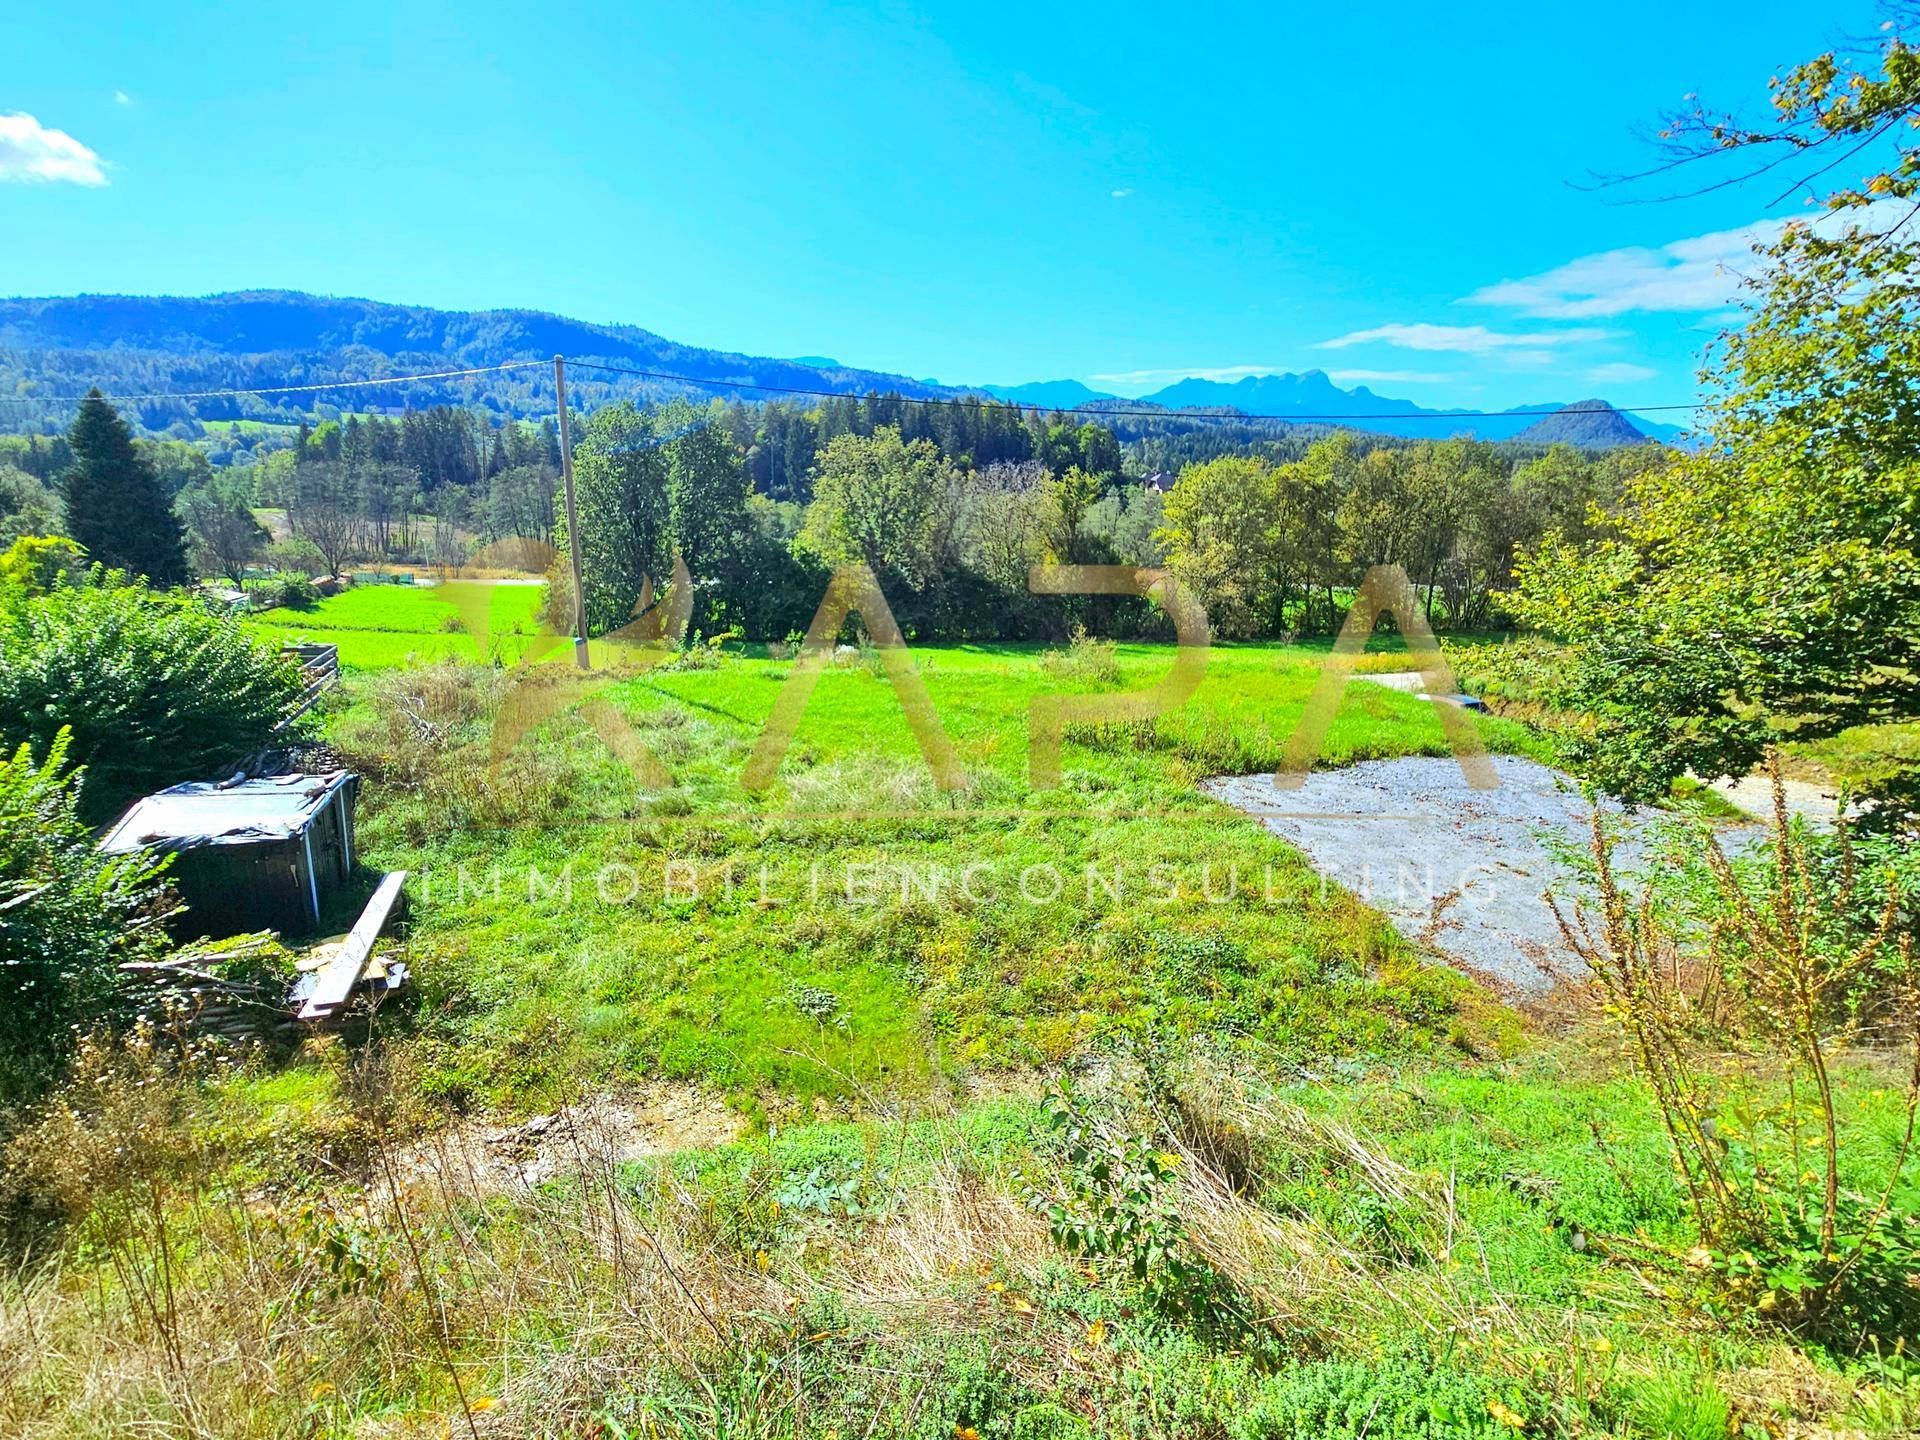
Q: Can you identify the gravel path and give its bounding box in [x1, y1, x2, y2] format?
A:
[1706, 772, 1846, 828]
[1205, 755, 1760, 995]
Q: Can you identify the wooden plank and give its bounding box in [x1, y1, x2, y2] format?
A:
[297, 870, 407, 1021]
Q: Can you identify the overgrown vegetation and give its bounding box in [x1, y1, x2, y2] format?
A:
[1558, 758, 1920, 1348]
[0, 731, 174, 1102]
[4, 15, 1920, 1436]
[0, 563, 306, 821]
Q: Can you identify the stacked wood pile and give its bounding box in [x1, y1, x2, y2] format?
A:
[117, 872, 413, 1042]
[120, 933, 303, 1047]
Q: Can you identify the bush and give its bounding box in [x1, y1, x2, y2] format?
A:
[1039, 624, 1122, 685]
[1561, 755, 1920, 1347]
[0, 580, 307, 821]
[0, 730, 174, 1102]
[0, 535, 87, 600]
[1235, 1359, 1514, 1440]
[242, 570, 320, 610]
[1026, 1084, 1246, 1331]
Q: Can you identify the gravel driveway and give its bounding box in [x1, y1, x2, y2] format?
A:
[1205, 755, 1760, 995]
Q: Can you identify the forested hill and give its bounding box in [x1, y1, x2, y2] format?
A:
[0, 290, 1678, 449]
[0, 291, 972, 434]
[1510, 398, 1657, 448]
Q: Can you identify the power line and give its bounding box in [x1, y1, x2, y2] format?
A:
[559, 357, 1708, 423]
[99, 358, 548, 403]
[85, 353, 1708, 425]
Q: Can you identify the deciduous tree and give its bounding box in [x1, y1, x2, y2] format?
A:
[178, 476, 269, 584]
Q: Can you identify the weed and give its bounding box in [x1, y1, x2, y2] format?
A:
[1555, 753, 1920, 1345]
[1039, 624, 1122, 686]
[1621, 1368, 1734, 1440]
[1234, 1358, 1521, 1440]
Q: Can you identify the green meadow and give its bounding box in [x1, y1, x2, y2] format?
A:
[305, 594, 1545, 1112]
[245, 580, 548, 668]
[9, 587, 1914, 1438]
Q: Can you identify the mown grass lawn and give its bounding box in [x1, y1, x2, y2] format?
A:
[245, 581, 547, 668]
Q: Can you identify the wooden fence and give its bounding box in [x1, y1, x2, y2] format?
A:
[281, 642, 341, 723]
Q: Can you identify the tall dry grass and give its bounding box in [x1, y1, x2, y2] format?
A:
[0, 1029, 1068, 1438]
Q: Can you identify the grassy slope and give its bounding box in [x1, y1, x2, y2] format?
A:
[8, 608, 1917, 1435]
[335, 638, 1543, 1114]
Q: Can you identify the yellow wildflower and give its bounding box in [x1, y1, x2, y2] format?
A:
[1487, 1398, 1528, 1429]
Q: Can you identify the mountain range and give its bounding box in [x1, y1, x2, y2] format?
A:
[0, 290, 1680, 448]
[987, 371, 1682, 444]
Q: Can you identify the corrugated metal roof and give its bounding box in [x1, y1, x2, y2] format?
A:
[98, 772, 356, 854]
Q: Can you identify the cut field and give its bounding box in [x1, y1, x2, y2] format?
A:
[245, 581, 547, 669]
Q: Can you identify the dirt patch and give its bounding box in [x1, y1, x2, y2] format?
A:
[395, 1080, 745, 1195]
[1205, 755, 1763, 996]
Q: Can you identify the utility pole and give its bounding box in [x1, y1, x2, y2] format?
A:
[553, 354, 590, 670]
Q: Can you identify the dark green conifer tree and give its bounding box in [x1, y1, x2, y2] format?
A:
[61, 391, 189, 585]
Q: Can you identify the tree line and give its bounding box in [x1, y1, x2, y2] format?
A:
[0, 382, 1659, 648]
[552, 394, 1653, 644]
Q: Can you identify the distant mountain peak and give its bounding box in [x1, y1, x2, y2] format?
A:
[981, 378, 1120, 409]
[1511, 398, 1655, 448]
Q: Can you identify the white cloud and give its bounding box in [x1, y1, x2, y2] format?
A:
[114, 90, 134, 106]
[1318, 322, 1619, 354]
[0, 111, 107, 185]
[1584, 362, 1659, 384]
[1110, 187, 1133, 199]
[1326, 368, 1460, 385]
[1467, 199, 1915, 318]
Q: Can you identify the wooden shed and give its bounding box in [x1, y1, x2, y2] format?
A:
[99, 772, 360, 939]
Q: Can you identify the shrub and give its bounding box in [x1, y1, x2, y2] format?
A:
[0, 535, 87, 600]
[242, 570, 320, 610]
[1039, 623, 1122, 685]
[0, 580, 307, 821]
[1025, 1084, 1245, 1330]
[0, 730, 174, 1102]
[1234, 1359, 1513, 1440]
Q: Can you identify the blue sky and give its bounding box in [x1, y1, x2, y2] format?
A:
[0, 1, 1865, 407]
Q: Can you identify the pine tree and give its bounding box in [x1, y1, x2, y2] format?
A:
[61, 391, 190, 585]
